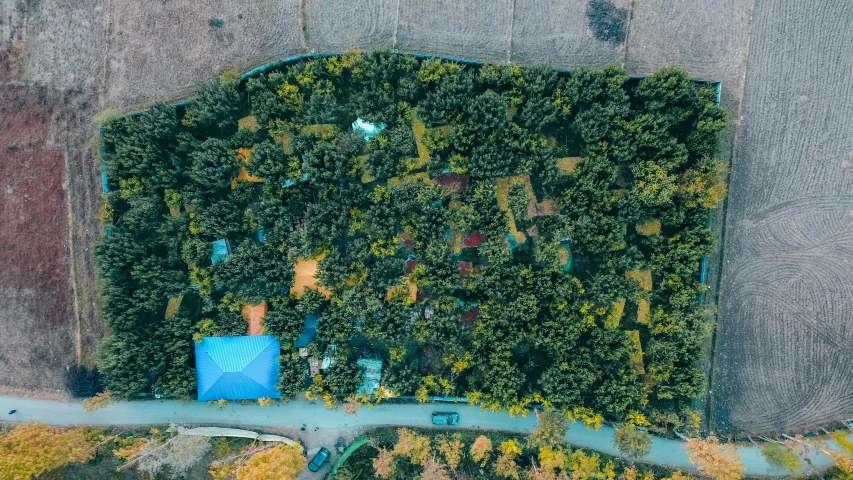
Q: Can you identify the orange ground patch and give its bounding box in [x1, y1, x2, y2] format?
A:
[233, 148, 262, 187]
[387, 278, 418, 303]
[242, 301, 268, 336]
[291, 254, 332, 298]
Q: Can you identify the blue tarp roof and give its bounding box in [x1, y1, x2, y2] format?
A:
[195, 336, 281, 401]
[357, 358, 382, 396]
[294, 313, 320, 348]
[211, 239, 230, 264]
[352, 118, 386, 140]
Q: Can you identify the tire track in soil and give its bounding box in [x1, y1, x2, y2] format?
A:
[713, 0, 853, 433]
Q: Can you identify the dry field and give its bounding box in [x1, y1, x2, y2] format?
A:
[0, 84, 77, 397]
[99, 0, 753, 113]
[6, 0, 853, 435]
[711, 0, 853, 434]
[0, 1, 103, 397]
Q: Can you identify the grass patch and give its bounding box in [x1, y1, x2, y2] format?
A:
[237, 115, 260, 131]
[300, 123, 337, 137]
[604, 298, 626, 328]
[165, 296, 182, 319]
[626, 329, 645, 374]
[637, 299, 651, 324]
[626, 270, 652, 291]
[557, 157, 581, 175]
[410, 109, 430, 170]
[636, 219, 661, 236]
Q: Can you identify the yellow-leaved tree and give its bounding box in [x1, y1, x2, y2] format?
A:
[373, 448, 395, 478]
[393, 428, 431, 464]
[83, 391, 114, 412]
[236, 443, 306, 480]
[0, 422, 95, 479]
[470, 435, 493, 467]
[685, 436, 744, 480]
[495, 439, 522, 479]
[437, 433, 464, 471]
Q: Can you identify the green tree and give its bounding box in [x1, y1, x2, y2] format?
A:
[528, 409, 570, 450]
[277, 353, 307, 401]
[212, 242, 295, 301]
[322, 360, 365, 400]
[186, 138, 240, 201]
[183, 73, 242, 132]
[761, 443, 802, 474]
[613, 426, 652, 459]
[248, 140, 289, 185]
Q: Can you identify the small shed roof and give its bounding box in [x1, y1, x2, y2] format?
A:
[195, 335, 281, 401]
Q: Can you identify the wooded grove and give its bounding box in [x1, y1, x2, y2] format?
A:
[96, 50, 727, 432]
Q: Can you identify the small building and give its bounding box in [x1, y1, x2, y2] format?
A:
[211, 239, 231, 264]
[195, 335, 281, 401]
[352, 118, 386, 140]
[357, 358, 383, 396]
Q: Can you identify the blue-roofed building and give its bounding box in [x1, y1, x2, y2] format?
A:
[352, 118, 386, 140]
[195, 335, 281, 401]
[294, 313, 320, 348]
[211, 239, 231, 264]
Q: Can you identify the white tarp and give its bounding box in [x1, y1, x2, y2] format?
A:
[167, 425, 299, 448]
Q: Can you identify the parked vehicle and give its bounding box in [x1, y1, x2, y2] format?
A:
[308, 447, 331, 472]
[431, 412, 459, 426]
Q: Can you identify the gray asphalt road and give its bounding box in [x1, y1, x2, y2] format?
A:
[0, 396, 843, 475]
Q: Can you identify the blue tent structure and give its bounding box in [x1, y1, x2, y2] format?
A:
[211, 239, 231, 264]
[294, 313, 320, 348]
[195, 336, 281, 401]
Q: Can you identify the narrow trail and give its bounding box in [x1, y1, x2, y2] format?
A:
[0, 396, 843, 475]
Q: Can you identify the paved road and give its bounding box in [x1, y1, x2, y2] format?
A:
[0, 396, 840, 475]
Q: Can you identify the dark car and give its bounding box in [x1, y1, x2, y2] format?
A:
[431, 412, 459, 426]
[308, 447, 331, 472]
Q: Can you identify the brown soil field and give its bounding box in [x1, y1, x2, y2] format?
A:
[0, 84, 77, 395]
[103, 0, 303, 108]
[711, 0, 853, 434]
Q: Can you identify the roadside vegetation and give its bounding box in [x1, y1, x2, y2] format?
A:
[0, 420, 849, 479]
[1, 423, 304, 480]
[95, 50, 728, 433]
[338, 424, 678, 480]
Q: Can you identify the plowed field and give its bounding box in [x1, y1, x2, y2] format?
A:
[711, 0, 853, 434]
